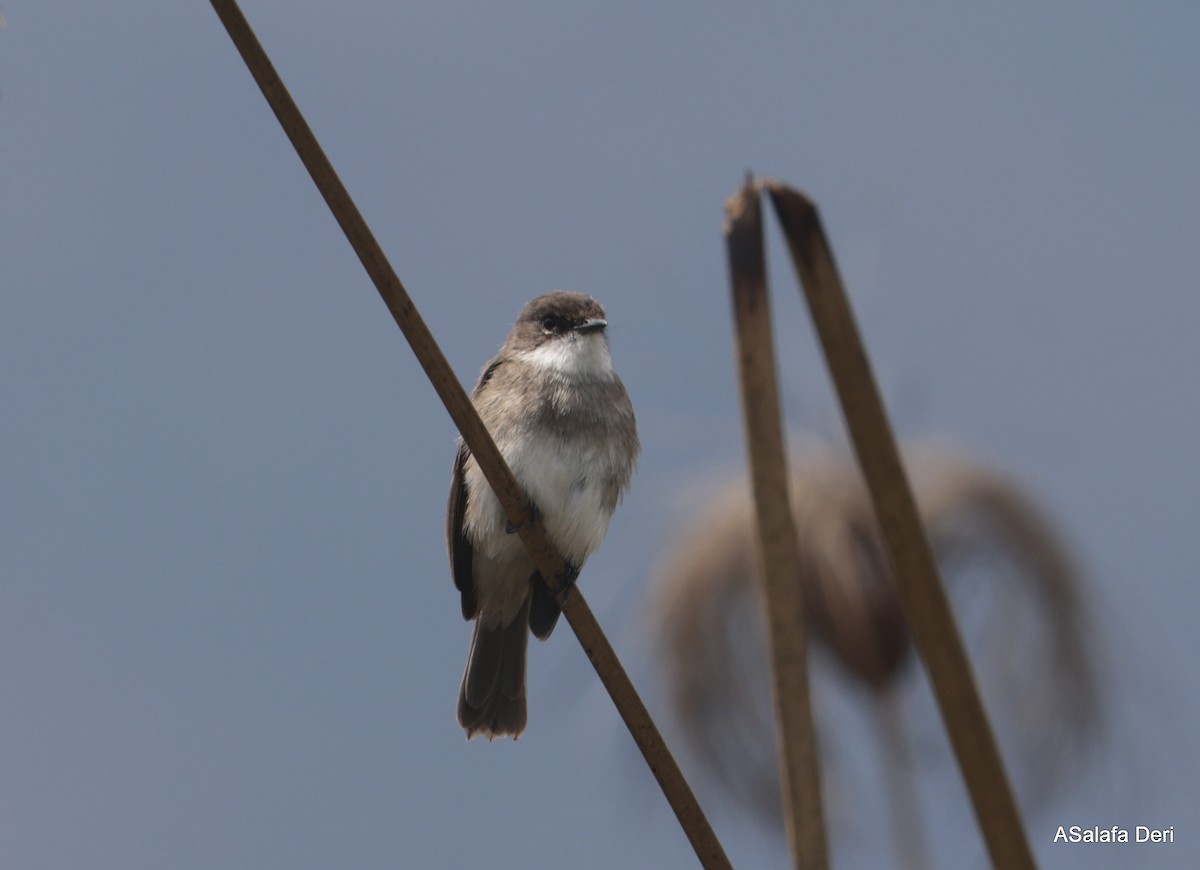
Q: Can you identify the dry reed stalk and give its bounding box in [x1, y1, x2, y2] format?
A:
[724, 179, 828, 870]
[207, 2, 731, 867]
[765, 181, 1036, 869]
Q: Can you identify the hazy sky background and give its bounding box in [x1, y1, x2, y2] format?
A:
[2, 2, 1197, 868]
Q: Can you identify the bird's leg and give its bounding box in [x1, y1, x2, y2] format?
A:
[506, 501, 540, 535]
[506, 503, 577, 600]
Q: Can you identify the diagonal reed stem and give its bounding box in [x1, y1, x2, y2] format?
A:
[765, 180, 1036, 869]
[206, 2, 732, 867]
[724, 180, 828, 870]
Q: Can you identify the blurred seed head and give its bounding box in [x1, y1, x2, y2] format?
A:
[651, 444, 1098, 831]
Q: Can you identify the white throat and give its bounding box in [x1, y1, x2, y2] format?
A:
[518, 333, 614, 380]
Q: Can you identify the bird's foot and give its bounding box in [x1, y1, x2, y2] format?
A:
[555, 562, 580, 603]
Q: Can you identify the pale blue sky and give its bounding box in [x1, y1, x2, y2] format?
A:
[2, 3, 1197, 868]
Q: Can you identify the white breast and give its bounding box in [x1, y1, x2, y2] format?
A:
[464, 434, 614, 567]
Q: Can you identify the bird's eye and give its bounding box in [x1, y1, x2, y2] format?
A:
[540, 315, 565, 333]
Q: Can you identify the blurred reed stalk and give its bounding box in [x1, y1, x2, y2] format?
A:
[764, 180, 1036, 869]
[207, 2, 731, 867]
[873, 684, 928, 870]
[724, 180, 829, 869]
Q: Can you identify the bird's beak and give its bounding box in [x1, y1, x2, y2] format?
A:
[575, 318, 608, 334]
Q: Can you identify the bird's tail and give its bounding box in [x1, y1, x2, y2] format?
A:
[457, 597, 530, 739]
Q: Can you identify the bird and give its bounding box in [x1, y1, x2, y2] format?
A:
[447, 291, 639, 739]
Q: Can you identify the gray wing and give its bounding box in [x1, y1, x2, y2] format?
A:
[446, 357, 506, 620]
[447, 442, 476, 620]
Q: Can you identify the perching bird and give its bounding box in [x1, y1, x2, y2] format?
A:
[447, 291, 639, 738]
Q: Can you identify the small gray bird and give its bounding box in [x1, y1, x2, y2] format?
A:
[447, 291, 640, 739]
